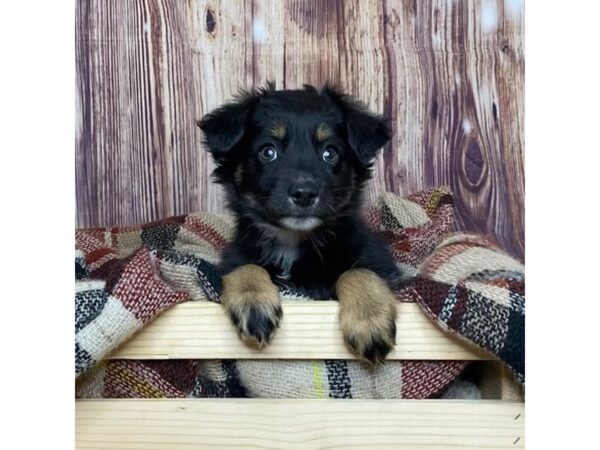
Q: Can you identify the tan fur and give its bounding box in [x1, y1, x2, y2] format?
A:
[221, 264, 282, 347]
[335, 269, 397, 364]
[315, 122, 334, 142]
[269, 122, 286, 140]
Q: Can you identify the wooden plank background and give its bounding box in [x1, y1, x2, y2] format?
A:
[75, 0, 525, 260]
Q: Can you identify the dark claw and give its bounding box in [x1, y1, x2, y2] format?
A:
[344, 321, 396, 365]
[246, 306, 275, 344]
[363, 336, 392, 365]
[229, 304, 283, 348]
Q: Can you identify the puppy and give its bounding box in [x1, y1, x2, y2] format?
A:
[197, 84, 402, 364]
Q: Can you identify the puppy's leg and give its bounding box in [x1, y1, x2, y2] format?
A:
[220, 264, 282, 348]
[335, 269, 397, 364]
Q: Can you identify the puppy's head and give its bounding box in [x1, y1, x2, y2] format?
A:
[197, 84, 390, 232]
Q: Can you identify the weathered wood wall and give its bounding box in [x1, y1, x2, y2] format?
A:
[75, 0, 524, 260]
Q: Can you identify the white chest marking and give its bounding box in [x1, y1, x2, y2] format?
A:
[267, 245, 298, 276]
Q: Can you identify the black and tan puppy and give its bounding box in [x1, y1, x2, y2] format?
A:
[197, 84, 402, 364]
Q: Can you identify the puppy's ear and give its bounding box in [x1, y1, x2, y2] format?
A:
[196, 101, 251, 155]
[197, 85, 273, 155]
[323, 86, 391, 166]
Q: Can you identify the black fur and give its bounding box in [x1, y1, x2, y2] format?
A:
[198, 84, 402, 299]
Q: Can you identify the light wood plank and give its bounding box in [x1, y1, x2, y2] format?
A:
[76, 398, 524, 449]
[110, 301, 490, 360]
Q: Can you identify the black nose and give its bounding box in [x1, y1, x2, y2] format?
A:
[288, 180, 319, 207]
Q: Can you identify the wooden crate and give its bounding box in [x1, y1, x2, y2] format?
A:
[76, 301, 524, 449]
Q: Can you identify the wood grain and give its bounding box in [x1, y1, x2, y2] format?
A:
[109, 301, 491, 360]
[76, 0, 525, 260]
[76, 399, 525, 449]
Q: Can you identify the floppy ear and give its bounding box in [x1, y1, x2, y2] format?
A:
[346, 109, 391, 166]
[324, 86, 391, 166]
[197, 83, 276, 155]
[196, 94, 256, 155]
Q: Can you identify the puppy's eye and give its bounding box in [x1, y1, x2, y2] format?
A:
[322, 146, 339, 164]
[258, 145, 278, 163]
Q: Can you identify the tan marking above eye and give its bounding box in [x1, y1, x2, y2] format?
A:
[269, 122, 286, 139]
[315, 122, 334, 142]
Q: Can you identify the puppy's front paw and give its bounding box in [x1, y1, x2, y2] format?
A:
[336, 269, 398, 365]
[340, 312, 396, 365]
[220, 264, 282, 348]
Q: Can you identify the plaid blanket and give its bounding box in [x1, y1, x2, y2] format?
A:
[75, 187, 524, 399]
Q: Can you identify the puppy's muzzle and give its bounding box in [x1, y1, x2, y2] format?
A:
[288, 178, 319, 208]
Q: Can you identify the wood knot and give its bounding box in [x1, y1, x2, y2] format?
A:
[463, 138, 486, 187]
[205, 9, 216, 35]
[500, 40, 512, 55]
[431, 99, 438, 119]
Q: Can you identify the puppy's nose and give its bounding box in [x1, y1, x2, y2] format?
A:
[288, 180, 319, 207]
